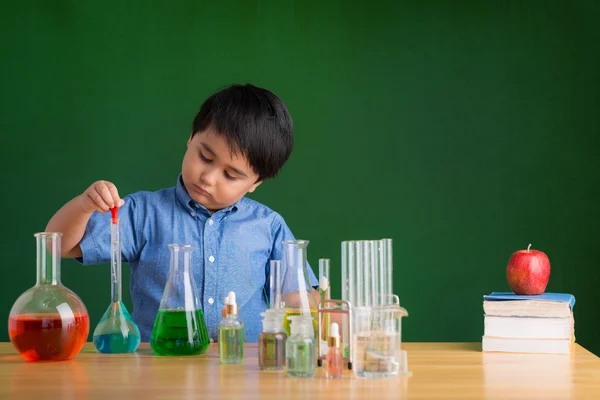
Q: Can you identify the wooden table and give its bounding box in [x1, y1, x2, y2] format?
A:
[0, 342, 599, 399]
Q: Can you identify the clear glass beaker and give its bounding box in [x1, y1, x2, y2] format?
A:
[342, 238, 409, 378]
[352, 298, 408, 378]
[280, 240, 318, 337]
[93, 213, 141, 353]
[150, 244, 209, 356]
[9, 232, 90, 361]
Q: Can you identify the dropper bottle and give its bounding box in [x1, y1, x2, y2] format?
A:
[286, 315, 316, 377]
[218, 291, 244, 364]
[326, 322, 343, 379]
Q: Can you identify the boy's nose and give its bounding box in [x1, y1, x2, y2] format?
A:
[200, 169, 217, 186]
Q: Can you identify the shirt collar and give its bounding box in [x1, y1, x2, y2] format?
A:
[175, 174, 239, 220]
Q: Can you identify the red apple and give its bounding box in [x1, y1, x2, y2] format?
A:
[506, 244, 550, 295]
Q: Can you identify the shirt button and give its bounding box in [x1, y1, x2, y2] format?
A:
[208, 219, 214, 226]
[209, 255, 215, 263]
[190, 211, 196, 217]
[208, 297, 214, 305]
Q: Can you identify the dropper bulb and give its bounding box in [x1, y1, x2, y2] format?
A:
[110, 207, 119, 224]
[228, 291, 236, 305]
[331, 322, 339, 338]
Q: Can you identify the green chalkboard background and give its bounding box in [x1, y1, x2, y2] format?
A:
[1, 1, 598, 355]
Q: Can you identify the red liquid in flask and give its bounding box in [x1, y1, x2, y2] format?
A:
[9, 313, 89, 361]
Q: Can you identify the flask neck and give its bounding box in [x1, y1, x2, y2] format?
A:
[282, 240, 316, 312]
[283, 240, 309, 274]
[35, 233, 62, 285]
[169, 244, 192, 275]
[159, 244, 199, 311]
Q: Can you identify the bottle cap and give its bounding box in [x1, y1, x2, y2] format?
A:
[328, 322, 340, 348]
[288, 315, 314, 337]
[225, 291, 238, 316]
[260, 309, 286, 333]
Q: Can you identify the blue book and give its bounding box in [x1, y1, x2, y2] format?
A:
[483, 292, 575, 309]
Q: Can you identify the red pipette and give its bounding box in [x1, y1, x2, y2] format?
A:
[110, 207, 119, 225]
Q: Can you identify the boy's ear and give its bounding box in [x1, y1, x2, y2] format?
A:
[248, 180, 263, 193]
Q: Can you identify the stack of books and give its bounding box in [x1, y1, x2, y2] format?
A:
[482, 292, 575, 354]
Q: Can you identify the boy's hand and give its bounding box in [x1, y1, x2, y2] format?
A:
[78, 181, 125, 214]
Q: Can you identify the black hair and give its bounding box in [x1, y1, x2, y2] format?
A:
[192, 84, 293, 181]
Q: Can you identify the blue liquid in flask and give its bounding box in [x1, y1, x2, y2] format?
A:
[93, 301, 140, 354]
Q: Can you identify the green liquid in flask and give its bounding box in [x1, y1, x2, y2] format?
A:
[150, 309, 210, 356]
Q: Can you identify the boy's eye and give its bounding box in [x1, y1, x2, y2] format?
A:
[199, 152, 212, 163]
[224, 171, 236, 181]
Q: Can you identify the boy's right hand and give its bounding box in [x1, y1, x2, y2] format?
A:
[78, 181, 125, 214]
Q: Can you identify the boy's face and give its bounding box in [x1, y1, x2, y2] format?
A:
[182, 129, 262, 213]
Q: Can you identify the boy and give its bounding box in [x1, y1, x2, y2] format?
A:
[46, 84, 317, 342]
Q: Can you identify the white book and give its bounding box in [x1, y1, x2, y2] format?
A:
[483, 300, 572, 318]
[484, 315, 574, 339]
[482, 336, 573, 354]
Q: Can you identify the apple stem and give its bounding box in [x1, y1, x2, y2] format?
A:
[527, 244, 532, 252]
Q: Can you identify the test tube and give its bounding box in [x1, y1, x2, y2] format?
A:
[368, 240, 380, 307]
[341, 241, 349, 305]
[356, 241, 364, 308]
[378, 239, 386, 305]
[348, 241, 356, 307]
[381, 238, 393, 301]
[270, 260, 282, 309]
[318, 259, 330, 301]
[318, 258, 331, 345]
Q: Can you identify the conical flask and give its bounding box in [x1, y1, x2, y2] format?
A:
[150, 244, 209, 356]
[9, 232, 90, 361]
[93, 208, 141, 353]
[280, 240, 318, 337]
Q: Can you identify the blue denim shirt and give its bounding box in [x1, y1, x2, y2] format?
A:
[77, 175, 317, 342]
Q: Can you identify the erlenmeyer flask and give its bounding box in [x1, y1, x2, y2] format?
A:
[9, 232, 90, 361]
[93, 210, 140, 353]
[150, 244, 209, 356]
[280, 240, 319, 337]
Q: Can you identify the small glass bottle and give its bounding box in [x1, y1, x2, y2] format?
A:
[219, 291, 244, 364]
[286, 315, 316, 377]
[326, 322, 343, 379]
[258, 309, 287, 370]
